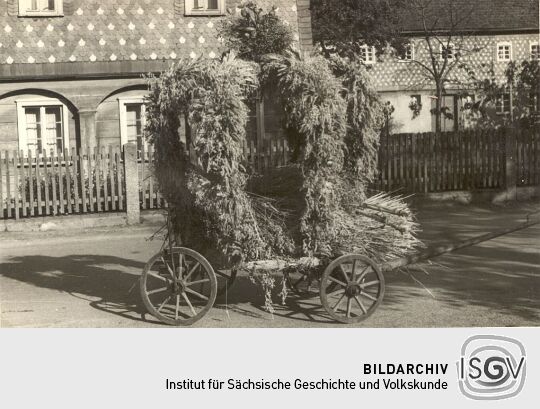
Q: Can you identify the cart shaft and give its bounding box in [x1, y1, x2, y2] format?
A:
[381, 217, 540, 272]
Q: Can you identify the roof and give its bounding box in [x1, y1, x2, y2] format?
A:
[399, 0, 539, 34]
[0, 0, 303, 67]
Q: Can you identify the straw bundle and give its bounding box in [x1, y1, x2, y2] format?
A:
[249, 166, 422, 262]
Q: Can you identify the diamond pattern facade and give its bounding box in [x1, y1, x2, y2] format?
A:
[0, 0, 302, 66]
[370, 34, 539, 90]
[0, 0, 537, 138]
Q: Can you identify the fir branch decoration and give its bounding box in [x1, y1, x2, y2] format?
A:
[146, 53, 293, 267]
[219, 2, 294, 62]
[145, 1, 422, 288]
[333, 56, 385, 188]
[261, 52, 347, 256]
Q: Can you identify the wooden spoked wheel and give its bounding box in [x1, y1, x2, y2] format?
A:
[320, 255, 385, 324]
[141, 247, 217, 326]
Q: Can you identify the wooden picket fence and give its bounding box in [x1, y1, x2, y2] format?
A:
[0, 147, 126, 220]
[138, 146, 166, 210]
[241, 127, 539, 193]
[0, 146, 167, 221]
[516, 129, 540, 187]
[2, 129, 538, 221]
[243, 135, 291, 174]
[375, 128, 540, 193]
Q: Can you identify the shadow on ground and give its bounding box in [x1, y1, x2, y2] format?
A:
[0, 201, 539, 327]
[0, 254, 295, 325]
[0, 255, 156, 324]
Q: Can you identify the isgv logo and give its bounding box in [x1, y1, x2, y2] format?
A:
[458, 335, 526, 400]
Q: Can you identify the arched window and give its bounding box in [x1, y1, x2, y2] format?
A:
[118, 97, 148, 154]
[16, 98, 70, 156]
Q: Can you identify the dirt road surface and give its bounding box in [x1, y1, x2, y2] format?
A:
[1, 201, 539, 328]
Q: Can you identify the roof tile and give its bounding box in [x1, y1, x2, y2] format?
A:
[399, 0, 539, 33]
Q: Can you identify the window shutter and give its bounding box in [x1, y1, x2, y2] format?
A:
[174, 0, 185, 15]
[62, 0, 76, 16]
[6, 0, 18, 16]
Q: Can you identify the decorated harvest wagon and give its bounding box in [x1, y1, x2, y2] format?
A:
[136, 46, 428, 325]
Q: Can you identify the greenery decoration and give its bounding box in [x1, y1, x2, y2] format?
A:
[145, 2, 421, 307]
[333, 56, 385, 187]
[261, 52, 347, 256]
[260, 52, 419, 259]
[145, 53, 293, 267]
[408, 96, 423, 120]
[219, 2, 294, 62]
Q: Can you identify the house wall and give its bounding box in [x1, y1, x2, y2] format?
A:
[96, 88, 150, 148]
[372, 33, 538, 91]
[371, 32, 539, 133]
[0, 77, 147, 150]
[0, 98, 18, 150]
[380, 91, 434, 134]
[0, 76, 282, 150]
[0, 0, 307, 70]
[0, 0, 311, 151]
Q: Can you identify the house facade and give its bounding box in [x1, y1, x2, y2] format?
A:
[363, 0, 540, 133]
[0, 0, 313, 155]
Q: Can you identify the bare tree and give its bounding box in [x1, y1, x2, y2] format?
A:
[398, 0, 482, 132]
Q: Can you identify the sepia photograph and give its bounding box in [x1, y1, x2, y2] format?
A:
[0, 0, 538, 329]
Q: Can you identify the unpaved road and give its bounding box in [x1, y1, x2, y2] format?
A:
[1, 201, 539, 328]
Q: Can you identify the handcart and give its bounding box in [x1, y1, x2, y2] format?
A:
[140, 208, 539, 326]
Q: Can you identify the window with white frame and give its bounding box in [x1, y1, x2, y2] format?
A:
[119, 98, 148, 154]
[530, 42, 540, 61]
[398, 43, 414, 62]
[185, 0, 225, 16]
[497, 42, 512, 62]
[18, 0, 63, 16]
[16, 99, 70, 156]
[360, 45, 376, 65]
[440, 43, 456, 61]
[496, 92, 511, 115]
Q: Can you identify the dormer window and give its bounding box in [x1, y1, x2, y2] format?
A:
[19, 0, 63, 17]
[185, 0, 226, 16]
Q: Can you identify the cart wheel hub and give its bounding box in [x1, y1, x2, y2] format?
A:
[176, 281, 187, 293]
[171, 280, 187, 294]
[345, 283, 360, 297]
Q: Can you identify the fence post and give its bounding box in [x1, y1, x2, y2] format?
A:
[504, 129, 517, 200]
[123, 143, 140, 225]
